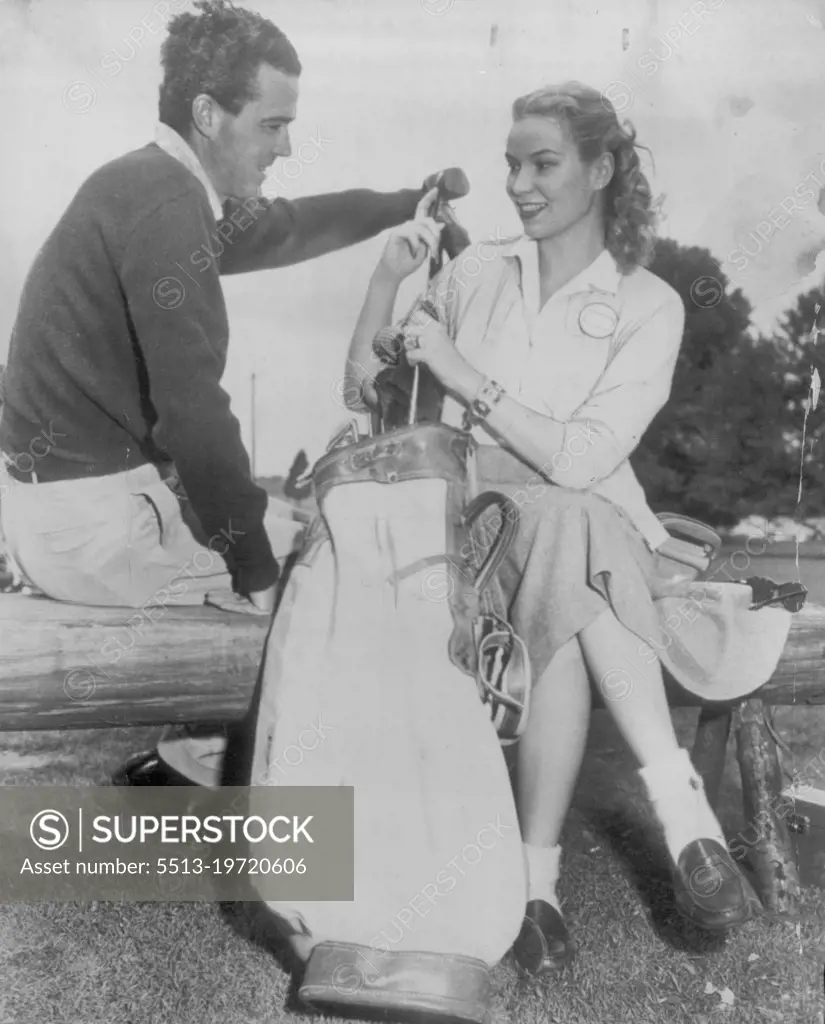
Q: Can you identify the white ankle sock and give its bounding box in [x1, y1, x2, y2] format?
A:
[524, 842, 562, 909]
[638, 748, 726, 863]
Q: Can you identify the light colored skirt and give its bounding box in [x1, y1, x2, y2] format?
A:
[473, 446, 662, 685]
[472, 446, 792, 700]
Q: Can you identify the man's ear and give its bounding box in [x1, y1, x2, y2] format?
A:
[190, 93, 223, 139]
[591, 152, 615, 193]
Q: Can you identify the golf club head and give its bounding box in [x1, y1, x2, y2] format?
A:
[423, 167, 470, 202]
[437, 167, 470, 202]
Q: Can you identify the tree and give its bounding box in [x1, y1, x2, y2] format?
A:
[634, 239, 796, 527]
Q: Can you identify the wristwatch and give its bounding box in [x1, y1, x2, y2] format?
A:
[469, 379, 505, 422]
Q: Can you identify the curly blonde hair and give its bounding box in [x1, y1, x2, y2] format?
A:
[512, 82, 659, 271]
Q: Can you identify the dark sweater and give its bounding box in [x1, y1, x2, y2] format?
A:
[0, 143, 422, 595]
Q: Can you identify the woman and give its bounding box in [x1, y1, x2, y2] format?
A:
[345, 82, 757, 973]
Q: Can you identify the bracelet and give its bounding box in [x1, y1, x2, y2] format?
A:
[468, 379, 505, 422]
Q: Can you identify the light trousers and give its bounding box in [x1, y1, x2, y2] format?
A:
[0, 462, 304, 785]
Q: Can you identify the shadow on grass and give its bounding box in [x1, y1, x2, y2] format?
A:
[577, 806, 732, 956]
[219, 899, 310, 1015]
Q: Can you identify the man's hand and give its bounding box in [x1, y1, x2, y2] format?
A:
[204, 585, 277, 616]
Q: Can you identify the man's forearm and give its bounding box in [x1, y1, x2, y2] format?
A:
[219, 188, 423, 275]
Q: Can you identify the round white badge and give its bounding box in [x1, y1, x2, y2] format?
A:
[578, 302, 619, 339]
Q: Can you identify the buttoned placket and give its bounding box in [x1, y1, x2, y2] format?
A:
[514, 244, 621, 324]
[508, 245, 597, 399]
[503, 243, 623, 421]
[515, 251, 540, 347]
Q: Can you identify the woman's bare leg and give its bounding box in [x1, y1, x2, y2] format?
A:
[578, 606, 679, 768]
[517, 637, 591, 849]
[512, 638, 589, 971]
[578, 606, 727, 855]
[575, 605, 758, 931]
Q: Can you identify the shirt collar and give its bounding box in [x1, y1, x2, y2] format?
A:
[154, 123, 224, 221]
[503, 235, 622, 300]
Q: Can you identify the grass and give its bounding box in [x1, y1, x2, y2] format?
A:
[1, 710, 824, 1024]
[1, 554, 825, 1023]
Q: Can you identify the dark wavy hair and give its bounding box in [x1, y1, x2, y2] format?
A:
[512, 82, 659, 271]
[159, 0, 302, 137]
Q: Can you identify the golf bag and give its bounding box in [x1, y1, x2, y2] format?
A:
[241, 413, 528, 1023]
[239, 169, 528, 1023]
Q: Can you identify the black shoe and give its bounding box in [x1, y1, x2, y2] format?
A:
[672, 838, 760, 931]
[111, 750, 196, 787]
[511, 899, 575, 975]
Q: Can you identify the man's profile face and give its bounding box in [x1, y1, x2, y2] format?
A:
[207, 63, 299, 200]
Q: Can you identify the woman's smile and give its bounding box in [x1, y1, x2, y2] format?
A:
[516, 201, 549, 221]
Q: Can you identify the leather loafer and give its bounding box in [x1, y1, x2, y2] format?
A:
[511, 899, 575, 974]
[111, 750, 195, 787]
[672, 838, 760, 931]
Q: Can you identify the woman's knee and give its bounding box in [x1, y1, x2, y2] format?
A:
[515, 488, 620, 549]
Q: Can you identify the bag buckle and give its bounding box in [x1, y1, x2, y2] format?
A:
[472, 614, 530, 744]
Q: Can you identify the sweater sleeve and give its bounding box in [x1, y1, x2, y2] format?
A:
[547, 290, 686, 489]
[120, 192, 279, 596]
[218, 188, 424, 275]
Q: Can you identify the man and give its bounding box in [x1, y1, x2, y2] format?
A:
[0, 0, 445, 786]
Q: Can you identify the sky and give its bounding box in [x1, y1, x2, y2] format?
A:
[2, 0, 825, 473]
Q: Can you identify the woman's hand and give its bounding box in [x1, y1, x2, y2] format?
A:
[403, 312, 480, 396]
[376, 188, 444, 282]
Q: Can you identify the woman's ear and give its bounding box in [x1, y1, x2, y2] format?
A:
[591, 152, 615, 193]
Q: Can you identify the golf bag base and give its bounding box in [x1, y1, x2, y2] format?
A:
[299, 941, 490, 1024]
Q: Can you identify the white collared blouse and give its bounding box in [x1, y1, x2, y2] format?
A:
[427, 235, 686, 550]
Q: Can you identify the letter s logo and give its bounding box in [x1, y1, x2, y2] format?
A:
[30, 810, 70, 850]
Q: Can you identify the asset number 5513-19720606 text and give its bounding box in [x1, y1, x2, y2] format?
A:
[156, 857, 307, 875]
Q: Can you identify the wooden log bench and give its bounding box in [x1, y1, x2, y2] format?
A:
[2, 591, 823, 918]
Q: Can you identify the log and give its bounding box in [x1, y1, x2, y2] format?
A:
[0, 595, 270, 731]
[734, 698, 802, 917]
[691, 705, 732, 810]
[755, 603, 825, 705]
[0, 596, 824, 731]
